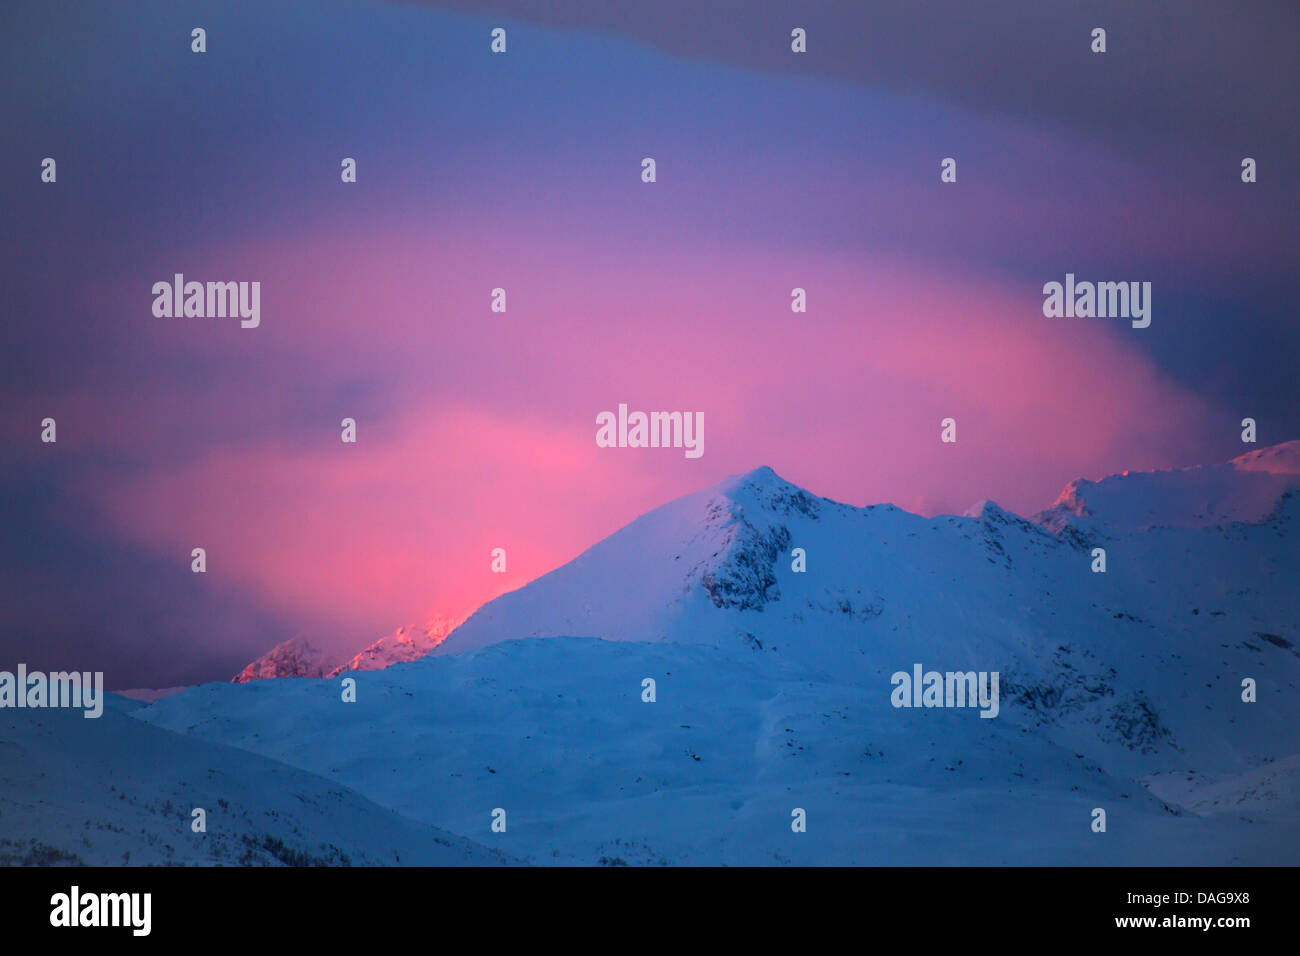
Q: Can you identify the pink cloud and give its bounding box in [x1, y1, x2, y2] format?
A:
[62, 227, 1212, 651]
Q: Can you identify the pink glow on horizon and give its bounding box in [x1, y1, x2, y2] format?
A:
[60, 227, 1215, 654]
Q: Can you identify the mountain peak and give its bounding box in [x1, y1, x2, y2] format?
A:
[962, 499, 1014, 521]
[707, 465, 828, 523]
[232, 636, 337, 683]
[712, 464, 790, 495]
[325, 615, 463, 677]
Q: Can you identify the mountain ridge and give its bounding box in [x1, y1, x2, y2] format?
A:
[133, 439, 1300, 864]
[224, 441, 1300, 681]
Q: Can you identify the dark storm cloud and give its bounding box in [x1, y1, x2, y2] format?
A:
[418, 0, 1300, 160]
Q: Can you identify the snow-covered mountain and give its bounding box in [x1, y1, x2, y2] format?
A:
[228, 441, 1300, 682]
[232, 617, 463, 683]
[325, 615, 463, 678]
[1036, 439, 1300, 534]
[232, 636, 337, 683]
[132, 441, 1300, 865]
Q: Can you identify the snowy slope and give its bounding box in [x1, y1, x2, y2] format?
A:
[0, 693, 511, 866]
[136, 634, 1298, 865]
[134, 443, 1300, 864]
